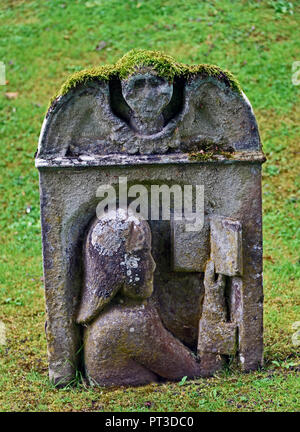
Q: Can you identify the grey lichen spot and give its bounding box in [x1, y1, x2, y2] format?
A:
[91, 223, 122, 256]
[122, 254, 140, 268]
[91, 208, 144, 257]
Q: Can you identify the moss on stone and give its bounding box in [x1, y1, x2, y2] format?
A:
[186, 63, 241, 94]
[188, 147, 234, 161]
[218, 150, 234, 159]
[115, 49, 187, 81]
[189, 151, 216, 161]
[49, 49, 242, 108]
[48, 65, 115, 107]
[58, 65, 115, 95]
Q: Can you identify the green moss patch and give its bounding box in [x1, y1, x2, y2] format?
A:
[189, 151, 234, 161]
[188, 141, 235, 160]
[49, 49, 242, 107]
[189, 151, 216, 161]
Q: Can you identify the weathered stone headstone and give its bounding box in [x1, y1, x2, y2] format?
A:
[36, 50, 265, 387]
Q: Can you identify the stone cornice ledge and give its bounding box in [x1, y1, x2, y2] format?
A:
[35, 151, 266, 169]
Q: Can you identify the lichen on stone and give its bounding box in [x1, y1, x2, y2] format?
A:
[49, 49, 242, 108]
[188, 142, 235, 161]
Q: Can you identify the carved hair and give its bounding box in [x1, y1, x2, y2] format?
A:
[76, 208, 153, 324]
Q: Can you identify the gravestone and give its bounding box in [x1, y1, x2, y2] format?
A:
[36, 50, 265, 387]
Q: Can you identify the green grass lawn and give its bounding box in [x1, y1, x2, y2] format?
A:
[0, 0, 299, 412]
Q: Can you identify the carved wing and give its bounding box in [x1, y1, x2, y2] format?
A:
[37, 81, 132, 158]
[178, 77, 261, 152]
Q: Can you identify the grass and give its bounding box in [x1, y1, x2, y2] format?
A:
[0, 0, 299, 412]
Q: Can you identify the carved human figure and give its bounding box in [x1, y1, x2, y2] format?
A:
[76, 208, 200, 386]
[121, 70, 173, 135]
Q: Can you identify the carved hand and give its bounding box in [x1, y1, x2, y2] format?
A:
[203, 260, 227, 322]
[204, 260, 226, 291]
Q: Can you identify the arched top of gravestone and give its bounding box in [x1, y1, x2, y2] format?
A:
[37, 49, 262, 163]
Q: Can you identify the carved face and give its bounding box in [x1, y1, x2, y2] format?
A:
[121, 72, 173, 120]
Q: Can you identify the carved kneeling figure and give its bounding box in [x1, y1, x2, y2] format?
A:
[77, 209, 200, 387]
